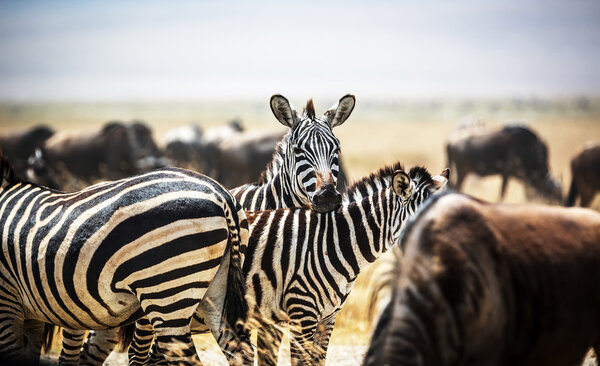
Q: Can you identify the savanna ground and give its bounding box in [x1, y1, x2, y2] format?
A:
[2, 97, 600, 365]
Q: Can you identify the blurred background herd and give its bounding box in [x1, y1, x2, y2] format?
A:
[1, 0, 599, 364]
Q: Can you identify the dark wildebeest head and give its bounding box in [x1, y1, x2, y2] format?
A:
[364, 192, 600, 366]
[163, 124, 204, 169]
[127, 121, 168, 172]
[0, 124, 54, 174]
[26, 148, 60, 189]
[565, 141, 600, 207]
[446, 124, 562, 203]
[270, 94, 355, 212]
[37, 121, 159, 189]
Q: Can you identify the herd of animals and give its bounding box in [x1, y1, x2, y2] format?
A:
[0, 93, 598, 366]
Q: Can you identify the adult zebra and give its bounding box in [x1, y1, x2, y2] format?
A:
[145, 163, 449, 365]
[0, 155, 251, 365]
[57, 93, 356, 364]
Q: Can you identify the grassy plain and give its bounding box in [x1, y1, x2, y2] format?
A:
[2, 97, 599, 362]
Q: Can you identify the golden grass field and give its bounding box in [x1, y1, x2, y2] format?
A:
[2, 98, 600, 364]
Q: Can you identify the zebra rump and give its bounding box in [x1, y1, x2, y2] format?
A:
[0, 152, 250, 365]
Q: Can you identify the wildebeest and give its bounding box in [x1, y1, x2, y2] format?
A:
[32, 121, 165, 190]
[163, 122, 282, 187]
[566, 141, 600, 207]
[446, 124, 562, 202]
[163, 123, 205, 167]
[0, 124, 55, 183]
[209, 129, 287, 188]
[364, 192, 600, 366]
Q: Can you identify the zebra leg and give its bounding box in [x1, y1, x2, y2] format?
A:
[152, 326, 200, 366]
[288, 316, 318, 366]
[0, 288, 28, 362]
[136, 291, 204, 365]
[129, 317, 156, 366]
[59, 329, 87, 365]
[0, 316, 22, 362]
[23, 319, 45, 362]
[148, 341, 169, 366]
[256, 323, 283, 366]
[80, 328, 119, 365]
[310, 316, 337, 365]
[195, 253, 253, 366]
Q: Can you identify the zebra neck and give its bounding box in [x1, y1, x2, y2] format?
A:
[248, 137, 307, 209]
[335, 189, 398, 278]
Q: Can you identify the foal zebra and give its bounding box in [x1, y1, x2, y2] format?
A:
[0, 156, 250, 365]
[232, 93, 355, 212]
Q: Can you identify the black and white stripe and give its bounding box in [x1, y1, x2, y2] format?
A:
[74, 94, 356, 365]
[0, 156, 250, 365]
[242, 165, 448, 365]
[133, 164, 448, 365]
[88, 94, 357, 364]
[232, 94, 355, 213]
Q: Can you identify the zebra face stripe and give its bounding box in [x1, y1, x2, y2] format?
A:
[288, 119, 342, 212]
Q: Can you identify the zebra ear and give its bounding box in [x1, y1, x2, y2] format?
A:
[324, 94, 355, 128]
[392, 170, 413, 199]
[432, 168, 450, 191]
[270, 94, 299, 128]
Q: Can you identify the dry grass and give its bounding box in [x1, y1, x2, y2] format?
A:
[3, 99, 600, 363]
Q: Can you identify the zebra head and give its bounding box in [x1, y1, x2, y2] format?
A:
[270, 94, 355, 212]
[389, 167, 450, 245]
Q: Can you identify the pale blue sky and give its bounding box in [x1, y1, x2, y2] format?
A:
[1, 0, 599, 100]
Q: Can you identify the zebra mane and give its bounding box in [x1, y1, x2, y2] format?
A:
[0, 151, 20, 188]
[407, 166, 434, 186]
[345, 163, 434, 192]
[344, 161, 405, 195]
[256, 131, 290, 185]
[304, 99, 316, 119]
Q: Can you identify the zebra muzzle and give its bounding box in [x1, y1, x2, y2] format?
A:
[312, 184, 342, 213]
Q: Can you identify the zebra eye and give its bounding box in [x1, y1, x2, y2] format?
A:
[294, 146, 304, 154]
[335, 147, 341, 154]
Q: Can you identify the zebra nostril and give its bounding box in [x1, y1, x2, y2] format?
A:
[312, 185, 342, 212]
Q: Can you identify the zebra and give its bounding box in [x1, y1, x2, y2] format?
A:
[232, 93, 355, 212]
[144, 163, 449, 365]
[59, 93, 357, 364]
[0, 155, 251, 365]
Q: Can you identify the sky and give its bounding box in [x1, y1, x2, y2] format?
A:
[0, 0, 599, 101]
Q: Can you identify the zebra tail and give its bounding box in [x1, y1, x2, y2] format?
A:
[221, 212, 249, 340]
[116, 324, 135, 352]
[565, 177, 577, 207]
[41, 324, 59, 354]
